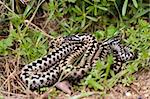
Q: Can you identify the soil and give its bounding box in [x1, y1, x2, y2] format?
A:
[34, 69, 150, 99]
[105, 69, 150, 99]
[55, 69, 150, 99]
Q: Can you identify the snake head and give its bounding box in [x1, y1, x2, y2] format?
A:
[64, 35, 81, 42]
[105, 36, 121, 45]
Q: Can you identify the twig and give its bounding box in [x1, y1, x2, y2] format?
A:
[69, 92, 101, 99]
[24, 20, 54, 39]
[0, 90, 29, 98]
[0, 70, 16, 90]
[0, 1, 15, 13]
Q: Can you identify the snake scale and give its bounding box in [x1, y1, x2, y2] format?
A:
[20, 34, 135, 90]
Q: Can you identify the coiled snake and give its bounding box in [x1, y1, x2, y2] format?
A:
[20, 34, 135, 92]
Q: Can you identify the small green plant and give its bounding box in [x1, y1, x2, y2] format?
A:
[82, 19, 150, 90]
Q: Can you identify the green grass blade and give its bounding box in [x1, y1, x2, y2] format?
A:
[69, 92, 100, 99]
[86, 16, 97, 22]
[135, 8, 150, 18]
[122, 0, 128, 16]
[132, 0, 138, 8]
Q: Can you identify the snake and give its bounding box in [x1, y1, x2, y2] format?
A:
[20, 34, 135, 90]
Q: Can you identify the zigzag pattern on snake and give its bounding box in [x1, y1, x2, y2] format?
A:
[20, 34, 135, 90]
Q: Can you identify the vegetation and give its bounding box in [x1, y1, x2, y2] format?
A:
[0, 0, 149, 98]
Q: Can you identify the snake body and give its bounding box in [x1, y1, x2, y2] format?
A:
[20, 34, 135, 90]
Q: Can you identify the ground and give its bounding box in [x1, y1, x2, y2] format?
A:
[55, 69, 150, 99]
[105, 69, 150, 99]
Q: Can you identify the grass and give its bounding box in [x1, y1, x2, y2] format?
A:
[0, 0, 150, 98]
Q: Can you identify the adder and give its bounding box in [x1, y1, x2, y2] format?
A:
[20, 34, 135, 94]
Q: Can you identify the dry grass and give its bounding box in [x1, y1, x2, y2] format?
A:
[0, 55, 33, 99]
